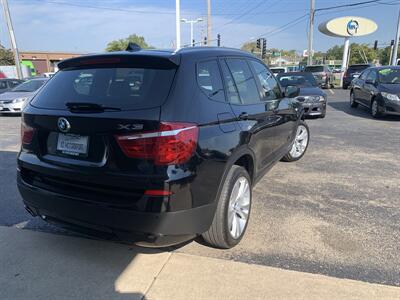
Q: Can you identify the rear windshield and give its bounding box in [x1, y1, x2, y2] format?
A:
[348, 65, 369, 72]
[277, 73, 318, 87]
[31, 67, 176, 110]
[304, 66, 324, 72]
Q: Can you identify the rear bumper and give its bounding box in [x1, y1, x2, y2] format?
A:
[17, 173, 216, 246]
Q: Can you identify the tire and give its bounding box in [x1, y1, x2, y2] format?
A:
[202, 165, 252, 249]
[350, 92, 358, 108]
[371, 99, 382, 118]
[281, 121, 310, 162]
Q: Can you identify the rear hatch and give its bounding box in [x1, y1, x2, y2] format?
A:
[304, 66, 325, 80]
[20, 53, 182, 209]
[347, 65, 369, 78]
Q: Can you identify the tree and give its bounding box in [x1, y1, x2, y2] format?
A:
[325, 43, 378, 65]
[0, 47, 15, 65]
[105, 34, 153, 52]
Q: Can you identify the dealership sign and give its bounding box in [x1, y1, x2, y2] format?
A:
[318, 16, 377, 38]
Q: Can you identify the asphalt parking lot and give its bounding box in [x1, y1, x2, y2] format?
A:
[0, 89, 399, 286]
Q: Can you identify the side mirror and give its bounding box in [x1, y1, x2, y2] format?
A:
[284, 86, 300, 98]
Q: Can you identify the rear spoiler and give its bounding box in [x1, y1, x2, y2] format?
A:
[58, 52, 180, 70]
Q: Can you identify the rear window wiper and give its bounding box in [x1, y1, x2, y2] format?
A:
[66, 102, 121, 112]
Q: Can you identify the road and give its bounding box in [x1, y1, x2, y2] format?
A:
[1, 89, 399, 286]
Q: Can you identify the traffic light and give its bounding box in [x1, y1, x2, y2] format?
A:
[256, 38, 261, 49]
[262, 38, 267, 59]
[217, 34, 221, 47]
[373, 40, 378, 50]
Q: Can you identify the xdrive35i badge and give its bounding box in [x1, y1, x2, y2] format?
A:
[57, 117, 71, 133]
[117, 124, 144, 131]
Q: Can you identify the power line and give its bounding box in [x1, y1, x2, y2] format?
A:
[214, 0, 269, 31]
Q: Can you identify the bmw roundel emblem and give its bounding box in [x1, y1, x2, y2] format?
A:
[57, 117, 71, 133]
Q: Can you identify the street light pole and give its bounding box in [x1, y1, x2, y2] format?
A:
[391, 8, 400, 65]
[207, 0, 212, 46]
[307, 0, 315, 65]
[181, 18, 203, 47]
[1, 0, 22, 79]
[176, 0, 181, 49]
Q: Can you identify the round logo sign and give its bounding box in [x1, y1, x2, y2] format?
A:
[57, 117, 71, 133]
[347, 19, 359, 36]
[318, 16, 377, 38]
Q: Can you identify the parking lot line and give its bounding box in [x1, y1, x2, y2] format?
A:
[329, 89, 335, 95]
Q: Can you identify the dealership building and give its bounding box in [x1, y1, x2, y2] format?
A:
[19, 51, 84, 75]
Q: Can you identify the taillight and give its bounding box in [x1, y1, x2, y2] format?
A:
[21, 122, 35, 145]
[115, 122, 198, 165]
[344, 71, 348, 78]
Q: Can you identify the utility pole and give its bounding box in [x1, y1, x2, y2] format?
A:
[175, 0, 181, 49]
[391, 8, 400, 65]
[307, 0, 315, 65]
[207, 0, 212, 46]
[1, 0, 22, 79]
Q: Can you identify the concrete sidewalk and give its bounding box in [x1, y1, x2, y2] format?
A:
[0, 226, 398, 300]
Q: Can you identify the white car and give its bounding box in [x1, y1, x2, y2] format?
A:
[0, 78, 48, 114]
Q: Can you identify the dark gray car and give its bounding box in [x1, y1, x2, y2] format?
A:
[277, 72, 327, 118]
[304, 65, 334, 89]
[0, 78, 24, 94]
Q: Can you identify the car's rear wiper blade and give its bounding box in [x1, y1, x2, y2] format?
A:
[66, 102, 121, 112]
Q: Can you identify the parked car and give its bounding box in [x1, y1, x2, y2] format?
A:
[276, 72, 327, 118]
[304, 65, 334, 89]
[270, 67, 287, 75]
[17, 47, 310, 249]
[0, 78, 47, 114]
[350, 66, 400, 118]
[43, 72, 56, 78]
[0, 78, 24, 94]
[342, 64, 373, 89]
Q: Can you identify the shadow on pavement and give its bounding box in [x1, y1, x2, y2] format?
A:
[328, 100, 400, 121]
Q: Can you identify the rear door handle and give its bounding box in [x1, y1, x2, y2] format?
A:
[238, 112, 249, 120]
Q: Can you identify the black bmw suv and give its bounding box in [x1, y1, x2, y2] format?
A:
[17, 47, 309, 249]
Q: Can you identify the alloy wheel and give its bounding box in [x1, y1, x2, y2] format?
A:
[289, 125, 309, 158]
[227, 176, 250, 239]
[371, 101, 378, 116]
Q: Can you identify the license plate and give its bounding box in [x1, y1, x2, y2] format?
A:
[57, 134, 89, 156]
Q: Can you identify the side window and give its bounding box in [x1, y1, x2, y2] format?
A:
[9, 80, 21, 88]
[220, 60, 240, 104]
[225, 58, 261, 105]
[249, 60, 282, 100]
[0, 81, 7, 89]
[366, 70, 377, 82]
[197, 60, 225, 102]
[359, 70, 369, 80]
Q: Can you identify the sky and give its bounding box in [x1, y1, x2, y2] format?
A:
[1, 0, 399, 54]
